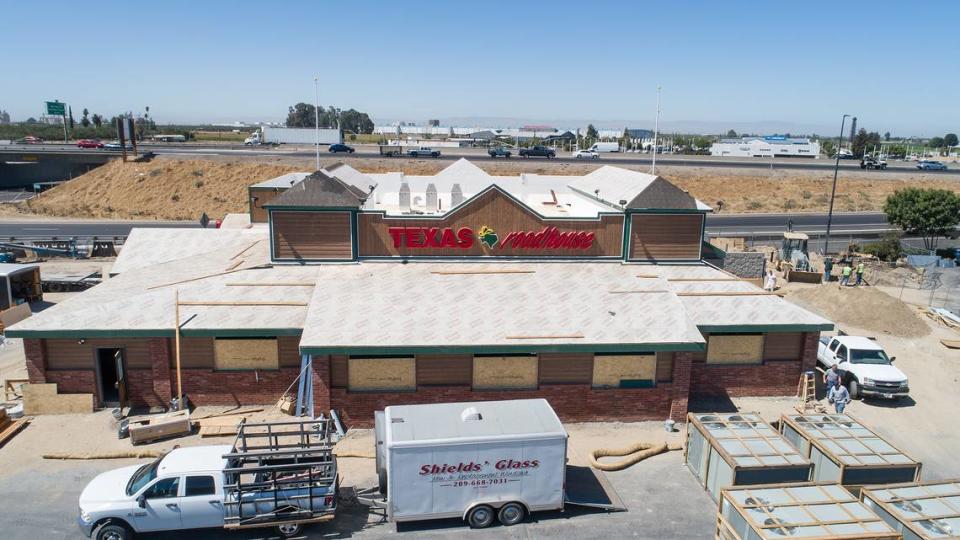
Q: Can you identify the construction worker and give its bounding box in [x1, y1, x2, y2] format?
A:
[839, 262, 852, 288]
[823, 257, 834, 283]
[764, 269, 777, 292]
[855, 260, 865, 286]
[828, 379, 851, 414]
[823, 363, 841, 391]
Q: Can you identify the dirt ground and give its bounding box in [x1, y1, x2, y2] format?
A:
[3, 156, 960, 220]
[785, 283, 931, 338]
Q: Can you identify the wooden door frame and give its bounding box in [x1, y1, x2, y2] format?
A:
[93, 346, 128, 409]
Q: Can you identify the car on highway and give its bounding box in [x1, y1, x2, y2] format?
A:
[14, 136, 43, 144]
[519, 145, 556, 158]
[77, 139, 104, 149]
[916, 160, 948, 170]
[488, 146, 512, 158]
[103, 141, 134, 151]
[328, 143, 355, 154]
[860, 156, 887, 170]
[573, 149, 599, 159]
[407, 146, 441, 158]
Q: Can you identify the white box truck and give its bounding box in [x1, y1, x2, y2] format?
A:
[589, 142, 620, 152]
[245, 126, 341, 145]
[373, 399, 569, 528]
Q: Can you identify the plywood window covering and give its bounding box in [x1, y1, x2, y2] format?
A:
[655, 352, 674, 382]
[538, 353, 593, 384]
[347, 357, 416, 391]
[416, 354, 472, 386]
[213, 338, 279, 371]
[762, 332, 804, 361]
[271, 211, 353, 261]
[592, 354, 656, 388]
[706, 334, 764, 365]
[472, 355, 538, 390]
[177, 337, 214, 369]
[629, 213, 703, 261]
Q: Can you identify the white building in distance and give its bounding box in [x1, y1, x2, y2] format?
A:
[710, 136, 821, 158]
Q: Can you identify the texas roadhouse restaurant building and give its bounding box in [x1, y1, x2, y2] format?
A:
[8, 159, 832, 424]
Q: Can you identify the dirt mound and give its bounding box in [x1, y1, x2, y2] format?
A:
[787, 285, 930, 338]
[19, 159, 304, 220]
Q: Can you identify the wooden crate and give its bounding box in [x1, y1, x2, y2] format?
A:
[128, 410, 192, 445]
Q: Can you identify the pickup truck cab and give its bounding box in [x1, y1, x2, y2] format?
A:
[79, 420, 338, 540]
[520, 145, 556, 158]
[408, 146, 440, 158]
[816, 335, 909, 399]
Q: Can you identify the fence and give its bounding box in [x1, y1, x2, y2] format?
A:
[866, 262, 960, 315]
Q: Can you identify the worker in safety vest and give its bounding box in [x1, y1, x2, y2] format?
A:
[855, 261, 865, 286]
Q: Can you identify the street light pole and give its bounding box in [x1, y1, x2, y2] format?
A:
[313, 76, 320, 171]
[651, 85, 661, 175]
[824, 114, 850, 255]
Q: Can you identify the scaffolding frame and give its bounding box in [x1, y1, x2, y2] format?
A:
[717, 482, 900, 540]
[221, 418, 338, 531]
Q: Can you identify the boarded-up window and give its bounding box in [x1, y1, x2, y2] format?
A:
[473, 355, 538, 390]
[271, 211, 353, 261]
[629, 214, 703, 261]
[417, 354, 472, 385]
[277, 336, 303, 368]
[592, 354, 656, 388]
[706, 334, 764, 365]
[656, 352, 674, 382]
[763, 332, 803, 361]
[539, 353, 592, 384]
[330, 355, 347, 388]
[348, 357, 415, 391]
[213, 338, 279, 370]
[178, 337, 214, 369]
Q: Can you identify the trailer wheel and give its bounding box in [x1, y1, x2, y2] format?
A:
[276, 523, 302, 537]
[94, 522, 132, 540]
[498, 502, 526, 526]
[467, 505, 495, 528]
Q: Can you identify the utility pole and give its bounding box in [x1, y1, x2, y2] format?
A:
[651, 85, 661, 175]
[314, 76, 321, 171]
[824, 114, 850, 256]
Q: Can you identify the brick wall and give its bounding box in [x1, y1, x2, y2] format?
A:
[45, 370, 96, 398]
[669, 352, 693, 422]
[178, 368, 300, 406]
[126, 368, 166, 407]
[330, 384, 676, 428]
[24, 338, 46, 383]
[149, 338, 172, 405]
[690, 332, 820, 398]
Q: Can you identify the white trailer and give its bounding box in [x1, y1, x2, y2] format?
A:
[373, 399, 570, 528]
[255, 126, 341, 145]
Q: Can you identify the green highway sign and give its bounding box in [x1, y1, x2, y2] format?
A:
[46, 101, 65, 115]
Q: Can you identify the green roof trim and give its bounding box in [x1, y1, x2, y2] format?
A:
[6, 328, 304, 339]
[698, 323, 834, 333]
[301, 342, 706, 356]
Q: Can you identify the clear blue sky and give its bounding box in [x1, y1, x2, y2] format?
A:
[4, 0, 959, 136]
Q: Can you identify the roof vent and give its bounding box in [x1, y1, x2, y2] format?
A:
[426, 183, 438, 210]
[451, 183, 464, 207]
[460, 407, 482, 422]
[399, 181, 411, 211]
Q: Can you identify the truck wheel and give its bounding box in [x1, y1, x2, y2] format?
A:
[849, 380, 861, 400]
[467, 505, 495, 528]
[276, 523, 302, 537]
[94, 522, 132, 540]
[498, 502, 526, 525]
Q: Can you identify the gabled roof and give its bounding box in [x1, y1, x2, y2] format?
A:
[265, 170, 365, 208]
[627, 176, 698, 210]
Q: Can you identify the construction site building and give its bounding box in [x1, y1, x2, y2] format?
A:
[7, 160, 833, 425]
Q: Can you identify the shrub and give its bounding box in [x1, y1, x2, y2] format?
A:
[194, 180, 204, 188]
[801, 190, 812, 200]
[171, 194, 180, 202]
[783, 199, 798, 210]
[861, 233, 903, 262]
[746, 201, 763, 210]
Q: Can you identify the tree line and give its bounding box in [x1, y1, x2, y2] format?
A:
[285, 103, 374, 134]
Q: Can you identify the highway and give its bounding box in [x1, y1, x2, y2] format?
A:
[4, 143, 958, 175]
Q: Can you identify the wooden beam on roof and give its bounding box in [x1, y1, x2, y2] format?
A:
[146, 265, 270, 290]
[667, 277, 741, 282]
[635, 273, 659, 278]
[230, 240, 262, 260]
[431, 270, 535, 275]
[177, 301, 308, 306]
[505, 334, 584, 339]
[609, 290, 671, 294]
[225, 282, 316, 287]
[675, 291, 781, 297]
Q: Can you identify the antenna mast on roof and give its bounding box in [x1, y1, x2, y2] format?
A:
[651, 85, 661, 176]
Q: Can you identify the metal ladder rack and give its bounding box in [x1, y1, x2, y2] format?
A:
[221, 418, 338, 530]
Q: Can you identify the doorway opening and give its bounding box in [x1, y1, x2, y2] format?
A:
[96, 348, 126, 407]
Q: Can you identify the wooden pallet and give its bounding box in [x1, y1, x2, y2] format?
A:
[0, 418, 29, 447]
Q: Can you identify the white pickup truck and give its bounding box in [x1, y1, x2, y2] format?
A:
[77, 419, 338, 540]
[816, 335, 909, 399]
